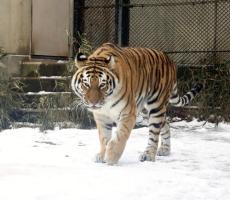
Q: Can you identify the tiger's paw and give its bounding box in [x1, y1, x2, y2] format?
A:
[94, 153, 105, 163]
[105, 153, 119, 165]
[139, 151, 156, 162]
[105, 140, 124, 165]
[157, 147, 170, 156]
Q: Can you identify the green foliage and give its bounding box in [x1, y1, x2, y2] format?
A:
[0, 67, 22, 131]
[67, 32, 93, 74]
[176, 62, 230, 122]
[35, 94, 95, 131]
[67, 30, 93, 58]
[0, 47, 5, 56]
[77, 32, 93, 56]
[37, 96, 56, 131]
[69, 97, 95, 129]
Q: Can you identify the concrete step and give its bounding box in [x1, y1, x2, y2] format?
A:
[20, 59, 71, 77]
[12, 59, 74, 93]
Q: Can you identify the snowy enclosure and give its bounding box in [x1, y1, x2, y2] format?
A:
[0, 120, 230, 200]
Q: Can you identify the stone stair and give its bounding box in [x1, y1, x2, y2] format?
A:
[11, 59, 79, 127]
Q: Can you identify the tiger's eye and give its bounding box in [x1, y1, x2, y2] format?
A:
[100, 83, 106, 88]
[84, 83, 90, 88]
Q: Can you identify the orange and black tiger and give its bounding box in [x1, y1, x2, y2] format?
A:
[71, 43, 202, 165]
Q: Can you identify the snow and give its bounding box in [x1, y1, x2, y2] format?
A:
[0, 120, 230, 200]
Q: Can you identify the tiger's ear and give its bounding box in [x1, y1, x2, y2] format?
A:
[105, 56, 115, 69]
[75, 52, 88, 69]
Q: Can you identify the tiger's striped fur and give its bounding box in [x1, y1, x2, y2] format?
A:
[71, 43, 202, 165]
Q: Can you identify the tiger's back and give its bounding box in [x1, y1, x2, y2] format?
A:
[71, 43, 202, 165]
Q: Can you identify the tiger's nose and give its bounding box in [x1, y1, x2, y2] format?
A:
[87, 100, 103, 110]
[88, 100, 100, 107]
[86, 89, 102, 106]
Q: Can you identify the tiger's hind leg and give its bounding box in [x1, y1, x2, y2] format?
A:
[157, 121, 171, 156]
[139, 106, 166, 162]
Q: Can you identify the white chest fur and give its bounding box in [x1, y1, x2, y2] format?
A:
[92, 96, 125, 122]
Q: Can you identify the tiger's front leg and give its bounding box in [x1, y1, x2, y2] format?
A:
[105, 113, 136, 165]
[93, 114, 113, 163]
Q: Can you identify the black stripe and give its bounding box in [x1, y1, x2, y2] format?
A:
[137, 97, 143, 108]
[149, 123, 162, 129]
[174, 98, 180, 105]
[154, 112, 165, 118]
[149, 138, 158, 143]
[121, 94, 131, 111]
[171, 93, 178, 99]
[161, 60, 165, 77]
[149, 107, 161, 116]
[151, 49, 160, 66]
[147, 94, 158, 105]
[181, 98, 185, 105]
[191, 90, 196, 96]
[161, 136, 170, 140]
[107, 90, 113, 96]
[105, 123, 113, 130]
[139, 80, 145, 96]
[111, 90, 127, 108]
[185, 93, 192, 101]
[147, 85, 163, 105]
[147, 86, 156, 99]
[136, 94, 142, 105]
[108, 79, 112, 85]
[112, 78, 116, 89]
[149, 129, 159, 135]
[136, 77, 145, 103]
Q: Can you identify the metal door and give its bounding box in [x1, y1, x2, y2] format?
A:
[31, 0, 73, 57]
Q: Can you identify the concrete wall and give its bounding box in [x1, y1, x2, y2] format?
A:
[0, 0, 31, 54]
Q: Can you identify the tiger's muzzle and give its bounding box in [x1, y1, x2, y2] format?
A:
[84, 87, 105, 110]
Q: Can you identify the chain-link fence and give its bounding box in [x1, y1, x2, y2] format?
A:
[129, 0, 230, 67]
[74, 0, 230, 122]
[74, 0, 230, 65]
[74, 0, 117, 51]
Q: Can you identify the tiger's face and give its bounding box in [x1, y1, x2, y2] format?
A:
[71, 53, 117, 110]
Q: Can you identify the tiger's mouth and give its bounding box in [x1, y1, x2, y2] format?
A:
[83, 100, 104, 110]
[87, 105, 102, 110]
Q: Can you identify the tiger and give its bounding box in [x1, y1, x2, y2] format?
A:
[71, 43, 203, 165]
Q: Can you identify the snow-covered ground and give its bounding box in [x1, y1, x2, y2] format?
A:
[0, 120, 230, 200]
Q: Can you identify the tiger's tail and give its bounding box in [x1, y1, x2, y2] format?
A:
[169, 83, 203, 107]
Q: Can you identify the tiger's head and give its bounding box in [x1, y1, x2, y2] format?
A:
[71, 52, 118, 110]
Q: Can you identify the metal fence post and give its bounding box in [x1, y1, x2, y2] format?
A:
[74, 0, 85, 51]
[116, 0, 130, 46]
[213, 0, 218, 65]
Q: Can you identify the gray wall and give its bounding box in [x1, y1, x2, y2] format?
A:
[0, 0, 31, 54]
[0, 0, 73, 56]
[31, 0, 73, 57]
